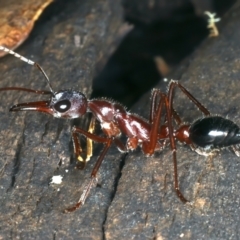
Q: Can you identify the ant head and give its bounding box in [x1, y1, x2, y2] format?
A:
[10, 90, 88, 119]
[0, 47, 89, 119]
[50, 90, 88, 118]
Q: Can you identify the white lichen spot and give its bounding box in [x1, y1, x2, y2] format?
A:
[205, 11, 221, 37]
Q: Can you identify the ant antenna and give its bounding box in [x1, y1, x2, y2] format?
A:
[0, 46, 55, 94]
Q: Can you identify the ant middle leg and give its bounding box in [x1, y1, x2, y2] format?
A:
[150, 88, 183, 128]
[142, 89, 165, 155]
[66, 126, 114, 212]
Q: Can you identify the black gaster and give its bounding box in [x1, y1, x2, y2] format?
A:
[189, 116, 240, 149]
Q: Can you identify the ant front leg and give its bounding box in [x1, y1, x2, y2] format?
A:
[146, 88, 183, 153]
[86, 117, 96, 161]
[72, 117, 96, 169]
[66, 126, 113, 212]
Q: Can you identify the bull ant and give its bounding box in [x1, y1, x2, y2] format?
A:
[0, 46, 239, 212]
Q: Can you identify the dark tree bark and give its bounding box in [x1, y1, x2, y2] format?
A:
[0, 0, 240, 239]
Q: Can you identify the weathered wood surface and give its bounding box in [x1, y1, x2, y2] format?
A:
[0, 0, 240, 239]
[0, 0, 123, 239]
[105, 2, 240, 239]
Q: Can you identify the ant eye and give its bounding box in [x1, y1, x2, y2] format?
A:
[54, 99, 71, 113]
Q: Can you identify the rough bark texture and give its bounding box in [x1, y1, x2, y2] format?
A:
[0, 0, 239, 239]
[105, 2, 240, 239]
[0, 0, 123, 239]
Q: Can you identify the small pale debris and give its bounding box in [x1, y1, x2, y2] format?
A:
[154, 56, 170, 76]
[204, 11, 221, 37]
[180, 233, 184, 238]
[50, 175, 63, 184]
[74, 35, 81, 48]
[65, 169, 69, 173]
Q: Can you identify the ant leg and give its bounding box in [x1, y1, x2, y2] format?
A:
[66, 140, 113, 212]
[72, 128, 85, 168]
[114, 138, 127, 152]
[145, 90, 189, 202]
[144, 89, 182, 154]
[166, 81, 214, 202]
[163, 94, 189, 203]
[150, 89, 182, 126]
[149, 89, 160, 123]
[142, 89, 165, 155]
[66, 126, 113, 212]
[168, 80, 210, 116]
[72, 118, 126, 168]
[86, 117, 96, 162]
[171, 108, 183, 126]
[71, 119, 104, 169]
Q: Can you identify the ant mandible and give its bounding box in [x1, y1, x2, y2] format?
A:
[1, 46, 240, 212]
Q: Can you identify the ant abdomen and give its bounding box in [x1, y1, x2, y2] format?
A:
[189, 116, 240, 149]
